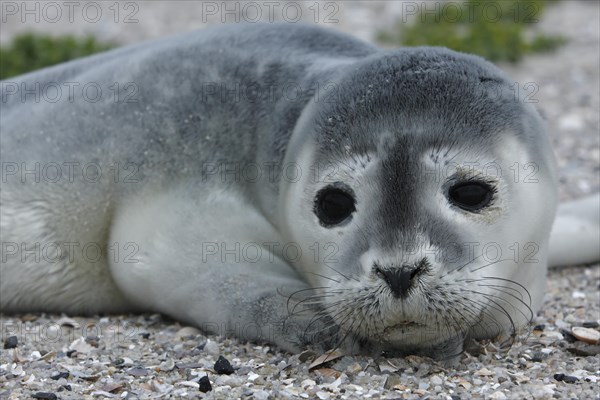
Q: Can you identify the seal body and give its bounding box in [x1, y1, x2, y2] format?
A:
[1, 24, 559, 359]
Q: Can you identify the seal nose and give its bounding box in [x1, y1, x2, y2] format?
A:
[375, 260, 427, 298]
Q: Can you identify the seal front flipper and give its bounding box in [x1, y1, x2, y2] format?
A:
[108, 184, 344, 353]
[549, 193, 600, 267]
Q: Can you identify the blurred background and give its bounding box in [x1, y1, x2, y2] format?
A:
[1, 0, 598, 200]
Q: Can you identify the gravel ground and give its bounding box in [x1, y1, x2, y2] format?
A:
[1, 1, 598, 399]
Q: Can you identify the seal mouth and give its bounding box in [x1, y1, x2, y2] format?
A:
[382, 321, 440, 345]
[384, 321, 425, 333]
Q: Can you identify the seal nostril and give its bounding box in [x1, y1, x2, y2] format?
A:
[375, 261, 426, 298]
[409, 263, 424, 280]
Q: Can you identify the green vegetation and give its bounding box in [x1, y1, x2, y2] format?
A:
[0, 33, 115, 79]
[377, 0, 566, 62]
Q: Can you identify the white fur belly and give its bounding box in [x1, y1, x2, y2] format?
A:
[0, 190, 132, 313]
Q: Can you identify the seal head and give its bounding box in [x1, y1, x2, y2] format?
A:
[279, 48, 557, 358]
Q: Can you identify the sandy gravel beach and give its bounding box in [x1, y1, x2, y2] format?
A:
[1, 1, 598, 399]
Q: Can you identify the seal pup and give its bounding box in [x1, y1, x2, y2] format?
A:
[1, 23, 598, 359]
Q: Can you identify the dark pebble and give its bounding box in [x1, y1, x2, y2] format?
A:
[50, 372, 69, 380]
[31, 393, 57, 400]
[554, 373, 565, 381]
[66, 350, 76, 358]
[198, 376, 212, 393]
[58, 385, 72, 392]
[582, 321, 600, 328]
[560, 329, 578, 343]
[533, 324, 545, 331]
[4, 335, 18, 349]
[214, 355, 235, 375]
[553, 373, 579, 383]
[530, 351, 547, 362]
[140, 332, 151, 339]
[451, 395, 461, 400]
[298, 350, 316, 362]
[567, 344, 600, 357]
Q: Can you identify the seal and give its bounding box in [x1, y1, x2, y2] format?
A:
[1, 23, 597, 360]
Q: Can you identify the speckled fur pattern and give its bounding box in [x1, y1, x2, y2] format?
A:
[0, 23, 591, 360]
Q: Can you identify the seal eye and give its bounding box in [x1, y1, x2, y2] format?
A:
[448, 181, 493, 212]
[314, 185, 356, 227]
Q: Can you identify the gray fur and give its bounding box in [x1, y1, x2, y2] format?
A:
[1, 23, 563, 359]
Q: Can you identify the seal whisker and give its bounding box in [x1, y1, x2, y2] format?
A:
[323, 260, 360, 283]
[305, 271, 341, 284]
[468, 258, 514, 273]
[466, 292, 520, 339]
[465, 297, 517, 344]
[480, 276, 533, 306]
[476, 290, 533, 324]
[475, 283, 527, 303]
[286, 291, 348, 317]
[440, 253, 486, 278]
[284, 287, 333, 315]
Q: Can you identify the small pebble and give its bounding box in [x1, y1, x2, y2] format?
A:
[554, 373, 568, 382]
[159, 358, 175, 372]
[32, 393, 58, 400]
[489, 391, 507, 400]
[533, 324, 545, 331]
[571, 326, 600, 344]
[4, 335, 18, 349]
[198, 376, 212, 393]
[127, 368, 149, 376]
[384, 375, 401, 390]
[214, 355, 234, 375]
[50, 372, 69, 380]
[563, 375, 579, 384]
[204, 340, 219, 355]
[298, 350, 316, 362]
[530, 352, 546, 362]
[175, 326, 202, 339]
[253, 390, 270, 400]
[582, 321, 599, 328]
[316, 391, 331, 400]
[559, 329, 577, 343]
[91, 390, 116, 398]
[566, 343, 600, 357]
